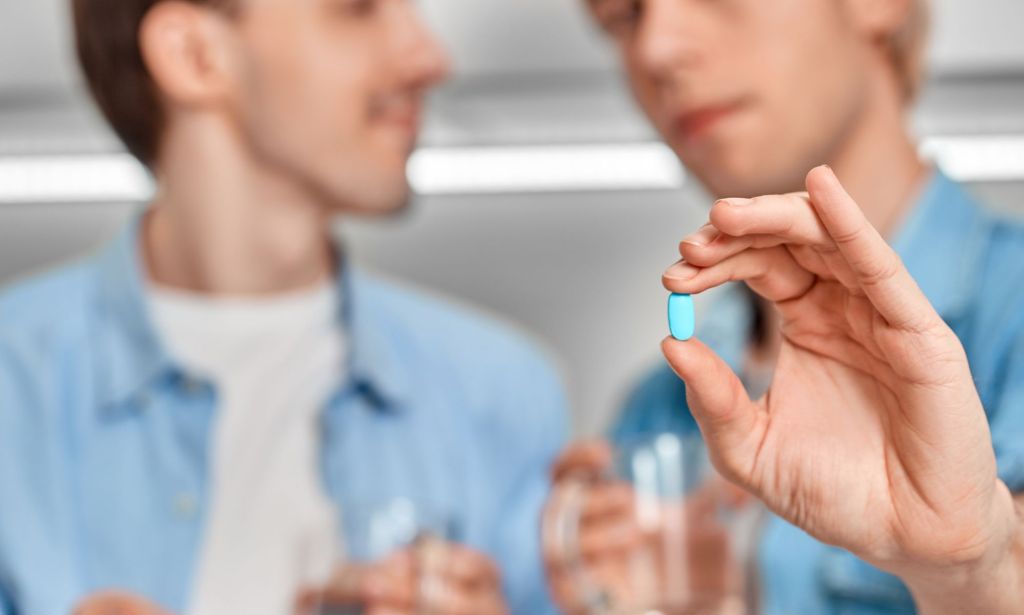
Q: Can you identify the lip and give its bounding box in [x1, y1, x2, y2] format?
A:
[370, 95, 423, 130]
[375, 108, 421, 132]
[372, 109, 422, 149]
[672, 99, 748, 143]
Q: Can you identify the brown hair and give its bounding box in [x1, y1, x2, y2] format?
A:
[71, 0, 234, 167]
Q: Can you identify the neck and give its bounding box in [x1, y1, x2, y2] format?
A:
[825, 69, 929, 237]
[144, 114, 335, 296]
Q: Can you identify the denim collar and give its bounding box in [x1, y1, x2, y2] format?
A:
[93, 214, 410, 418]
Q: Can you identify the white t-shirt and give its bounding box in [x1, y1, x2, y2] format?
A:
[149, 283, 345, 615]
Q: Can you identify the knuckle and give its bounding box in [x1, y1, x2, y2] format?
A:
[710, 202, 747, 234]
[857, 254, 900, 286]
[831, 221, 868, 246]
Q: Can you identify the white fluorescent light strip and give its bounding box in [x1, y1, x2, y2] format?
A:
[0, 137, 1022, 203]
[919, 136, 1024, 183]
[407, 143, 686, 194]
[0, 153, 154, 204]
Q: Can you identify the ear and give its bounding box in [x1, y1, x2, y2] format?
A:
[842, 0, 916, 40]
[139, 1, 237, 107]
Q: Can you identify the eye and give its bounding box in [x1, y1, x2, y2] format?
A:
[596, 0, 644, 40]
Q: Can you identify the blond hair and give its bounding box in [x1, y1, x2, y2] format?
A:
[891, 0, 931, 101]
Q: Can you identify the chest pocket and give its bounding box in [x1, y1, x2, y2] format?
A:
[818, 549, 917, 615]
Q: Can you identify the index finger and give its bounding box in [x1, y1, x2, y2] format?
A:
[804, 165, 937, 331]
[707, 193, 830, 247]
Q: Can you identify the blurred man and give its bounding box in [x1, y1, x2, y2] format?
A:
[0, 1, 566, 614]
[548, 0, 1024, 613]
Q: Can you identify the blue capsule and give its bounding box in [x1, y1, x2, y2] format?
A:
[667, 293, 695, 341]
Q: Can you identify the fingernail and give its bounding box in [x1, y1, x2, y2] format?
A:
[664, 261, 699, 280]
[681, 224, 717, 247]
[720, 197, 752, 207]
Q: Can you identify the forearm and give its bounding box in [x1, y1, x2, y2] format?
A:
[908, 489, 1024, 615]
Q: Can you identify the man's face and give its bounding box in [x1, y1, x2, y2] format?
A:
[589, 0, 874, 198]
[224, 0, 450, 214]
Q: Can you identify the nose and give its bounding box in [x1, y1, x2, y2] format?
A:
[634, 0, 701, 81]
[395, 5, 453, 90]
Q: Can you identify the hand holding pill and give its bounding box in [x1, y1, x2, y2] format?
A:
[658, 166, 1019, 611]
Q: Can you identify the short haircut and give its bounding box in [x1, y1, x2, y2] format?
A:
[71, 0, 235, 167]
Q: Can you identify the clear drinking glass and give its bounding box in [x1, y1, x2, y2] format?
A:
[316, 498, 460, 615]
[545, 432, 762, 615]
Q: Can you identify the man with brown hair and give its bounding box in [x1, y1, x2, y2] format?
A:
[0, 1, 567, 614]
[548, 0, 1024, 613]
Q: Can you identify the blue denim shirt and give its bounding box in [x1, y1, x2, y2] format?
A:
[614, 171, 1024, 615]
[0, 218, 568, 615]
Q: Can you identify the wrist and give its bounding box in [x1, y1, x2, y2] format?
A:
[903, 482, 1024, 615]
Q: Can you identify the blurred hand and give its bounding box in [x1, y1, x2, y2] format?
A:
[313, 542, 508, 615]
[74, 593, 172, 615]
[662, 165, 1020, 610]
[543, 442, 748, 614]
[543, 441, 640, 615]
[77, 590, 319, 615]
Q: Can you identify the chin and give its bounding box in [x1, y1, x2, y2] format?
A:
[684, 142, 801, 199]
[305, 157, 412, 215]
[682, 158, 753, 199]
[326, 179, 413, 216]
[361, 190, 413, 216]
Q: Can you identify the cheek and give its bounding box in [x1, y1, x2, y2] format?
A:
[242, 42, 373, 161]
[725, 29, 867, 169]
[764, 4, 868, 128]
[303, 44, 374, 125]
[767, 50, 868, 163]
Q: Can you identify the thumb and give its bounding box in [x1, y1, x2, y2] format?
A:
[661, 337, 765, 486]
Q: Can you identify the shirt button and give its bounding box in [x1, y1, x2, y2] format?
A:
[173, 492, 199, 520]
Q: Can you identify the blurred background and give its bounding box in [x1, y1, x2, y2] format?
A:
[2, 0, 1023, 435]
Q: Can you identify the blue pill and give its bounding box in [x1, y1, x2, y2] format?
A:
[667, 293, 695, 341]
